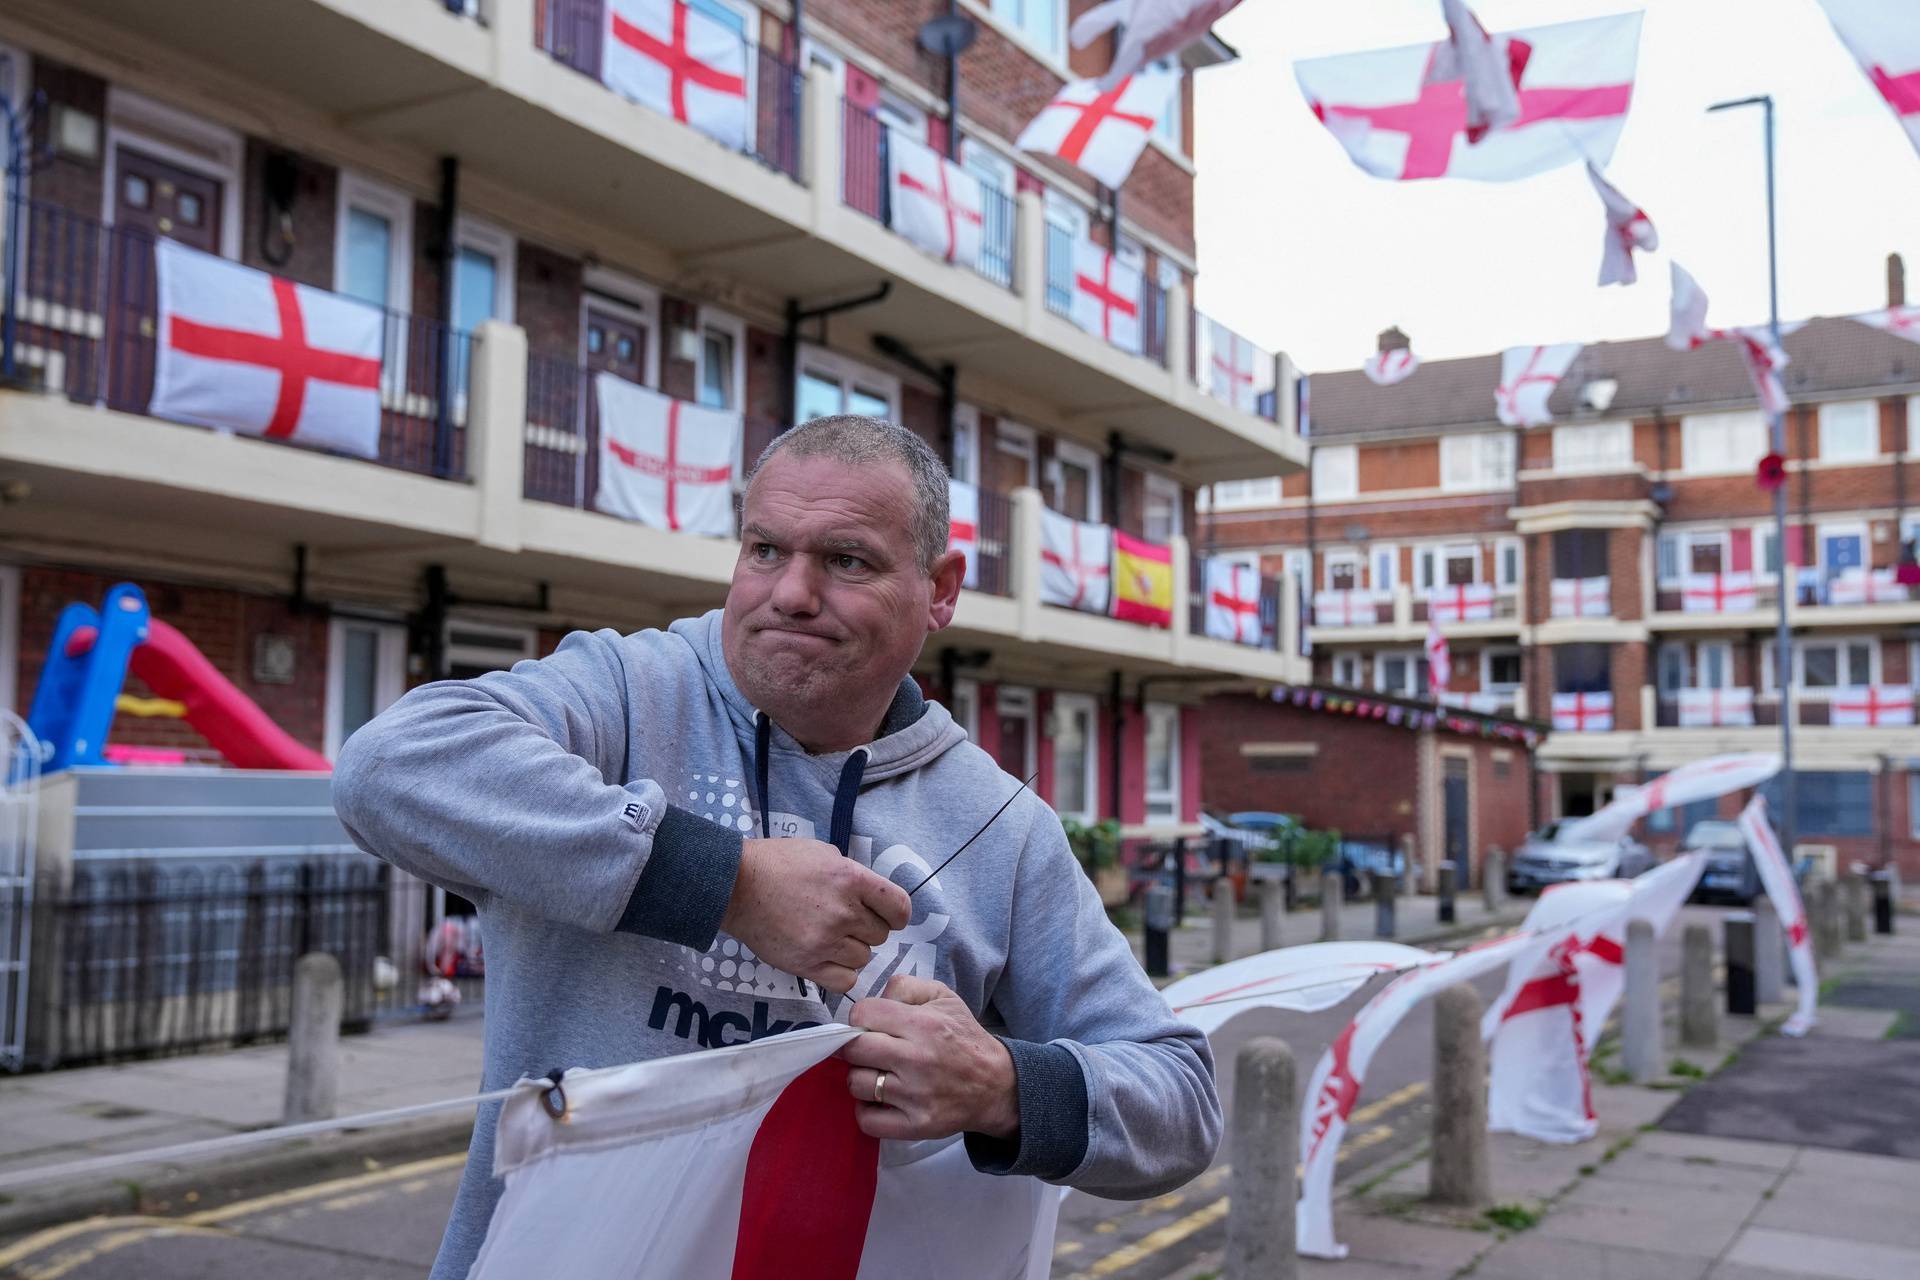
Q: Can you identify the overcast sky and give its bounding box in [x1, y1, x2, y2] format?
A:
[1192, 0, 1920, 375]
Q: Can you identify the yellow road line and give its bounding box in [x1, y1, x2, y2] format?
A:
[1081, 1196, 1229, 1278]
[24, 1224, 229, 1280]
[1348, 1080, 1426, 1127]
[1339, 1125, 1396, 1160]
[180, 1152, 466, 1226]
[0, 1218, 178, 1270]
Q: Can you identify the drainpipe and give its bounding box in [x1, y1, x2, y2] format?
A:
[1108, 670, 1125, 823]
[432, 156, 459, 479]
[871, 332, 956, 465]
[781, 284, 893, 428]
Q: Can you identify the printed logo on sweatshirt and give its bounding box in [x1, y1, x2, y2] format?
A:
[646, 985, 822, 1049]
[620, 800, 653, 832]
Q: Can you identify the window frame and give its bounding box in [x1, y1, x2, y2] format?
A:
[1816, 520, 1869, 580]
[1550, 420, 1634, 474]
[579, 269, 663, 390]
[950, 676, 980, 743]
[1312, 445, 1358, 501]
[1680, 410, 1768, 476]
[1369, 543, 1398, 596]
[1208, 477, 1284, 511]
[1482, 646, 1523, 693]
[1142, 472, 1182, 543]
[1439, 431, 1516, 493]
[950, 403, 981, 485]
[1050, 691, 1100, 823]
[1765, 636, 1880, 694]
[1323, 547, 1362, 592]
[796, 343, 901, 422]
[325, 617, 408, 760]
[1143, 700, 1182, 824]
[1374, 649, 1430, 698]
[695, 305, 746, 415]
[984, 0, 1069, 67]
[1331, 652, 1362, 687]
[1052, 438, 1105, 522]
[1495, 536, 1523, 591]
[1817, 400, 1878, 463]
[334, 170, 415, 317]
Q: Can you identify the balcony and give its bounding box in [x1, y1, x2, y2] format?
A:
[1309, 584, 1521, 642]
[1652, 568, 1920, 629]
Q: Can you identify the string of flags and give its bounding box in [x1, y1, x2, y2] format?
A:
[1270, 682, 1543, 748]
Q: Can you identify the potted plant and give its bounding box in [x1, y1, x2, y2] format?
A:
[1063, 818, 1128, 907]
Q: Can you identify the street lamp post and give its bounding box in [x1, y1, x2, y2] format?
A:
[1708, 93, 1795, 860]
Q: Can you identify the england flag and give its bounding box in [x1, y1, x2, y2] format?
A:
[948, 478, 981, 590]
[1016, 68, 1179, 189]
[1069, 240, 1144, 353]
[1495, 343, 1583, 427]
[1818, 0, 1920, 159]
[595, 374, 740, 537]
[603, 0, 750, 152]
[888, 131, 985, 268]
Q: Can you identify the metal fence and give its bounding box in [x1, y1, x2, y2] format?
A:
[46, 860, 481, 1069]
[0, 194, 471, 479]
[973, 485, 1015, 598]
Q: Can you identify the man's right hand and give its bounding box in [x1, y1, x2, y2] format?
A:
[719, 838, 912, 995]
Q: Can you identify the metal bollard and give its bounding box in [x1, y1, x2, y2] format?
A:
[1373, 868, 1397, 939]
[1429, 984, 1490, 1208]
[1259, 877, 1284, 952]
[1143, 879, 1174, 979]
[1437, 860, 1457, 926]
[1873, 870, 1895, 936]
[1482, 848, 1506, 912]
[1752, 898, 1785, 1005]
[1320, 869, 1344, 942]
[1724, 912, 1757, 1017]
[1212, 876, 1236, 965]
[1623, 919, 1662, 1083]
[285, 952, 343, 1125]
[1845, 874, 1869, 944]
[1224, 1037, 1298, 1280]
[1680, 923, 1718, 1049]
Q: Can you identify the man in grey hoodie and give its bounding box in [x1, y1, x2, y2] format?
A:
[333, 414, 1221, 1279]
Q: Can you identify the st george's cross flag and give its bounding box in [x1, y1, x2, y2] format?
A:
[1362, 346, 1419, 386]
[594, 374, 739, 536]
[1737, 796, 1819, 1037]
[1857, 304, 1920, 344]
[1436, 0, 1522, 144]
[1016, 68, 1180, 190]
[603, 0, 749, 152]
[947, 478, 981, 590]
[467, 1025, 1061, 1280]
[1040, 508, 1113, 614]
[1205, 318, 1261, 414]
[1113, 531, 1176, 627]
[1295, 10, 1643, 183]
[1071, 1, 1247, 90]
[152, 239, 384, 459]
[1424, 617, 1452, 692]
[1203, 557, 1261, 644]
[888, 131, 986, 268]
[1586, 163, 1658, 286]
[1665, 263, 1791, 417]
[1817, 0, 1920, 159]
[1069, 240, 1145, 353]
[1495, 342, 1583, 427]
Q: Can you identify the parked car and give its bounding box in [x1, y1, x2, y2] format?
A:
[1685, 820, 1762, 903]
[1507, 820, 1655, 894]
[1334, 835, 1405, 897]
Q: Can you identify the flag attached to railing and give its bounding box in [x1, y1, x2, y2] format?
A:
[1112, 531, 1174, 627]
[594, 374, 739, 537]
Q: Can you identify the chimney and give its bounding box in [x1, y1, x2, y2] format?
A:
[1890, 253, 1907, 308]
[1377, 325, 1410, 354]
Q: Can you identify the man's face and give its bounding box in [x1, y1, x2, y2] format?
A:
[723, 451, 961, 747]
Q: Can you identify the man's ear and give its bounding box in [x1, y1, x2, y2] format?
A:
[927, 548, 966, 631]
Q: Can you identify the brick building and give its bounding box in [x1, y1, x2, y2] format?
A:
[1202, 264, 1920, 877]
[0, 1, 1309, 839]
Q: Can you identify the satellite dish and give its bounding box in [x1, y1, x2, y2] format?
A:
[917, 13, 978, 58]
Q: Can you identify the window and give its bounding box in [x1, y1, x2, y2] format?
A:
[1552, 421, 1634, 473]
[1495, 537, 1522, 590]
[696, 311, 744, 411]
[1788, 638, 1875, 690]
[1376, 651, 1429, 697]
[1657, 529, 1733, 583]
[1051, 693, 1098, 821]
[1418, 542, 1479, 589]
[959, 139, 1017, 284]
[996, 686, 1036, 779]
[1818, 522, 1867, 579]
[1698, 641, 1733, 689]
[1656, 643, 1688, 696]
[1143, 473, 1182, 543]
[1763, 771, 1873, 838]
[1681, 411, 1768, 474]
[1325, 549, 1361, 591]
[1440, 432, 1515, 492]
[335, 173, 412, 315]
[1484, 648, 1522, 691]
[1043, 190, 1089, 314]
[1818, 401, 1877, 462]
[951, 404, 980, 485]
[990, 0, 1066, 63]
[1312, 445, 1357, 500]
[1552, 529, 1608, 580]
[452, 217, 515, 329]
[443, 620, 536, 680]
[1149, 57, 1183, 152]
[1144, 702, 1181, 823]
[1208, 477, 1283, 510]
[796, 346, 899, 422]
[326, 619, 407, 758]
[1555, 644, 1610, 694]
[950, 678, 979, 742]
[1370, 544, 1397, 594]
[1052, 440, 1104, 521]
[1331, 653, 1362, 687]
[1910, 773, 1920, 841]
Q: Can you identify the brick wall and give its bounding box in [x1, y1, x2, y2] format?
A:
[517, 242, 583, 360]
[25, 59, 105, 223]
[1200, 694, 1420, 838]
[239, 140, 337, 288]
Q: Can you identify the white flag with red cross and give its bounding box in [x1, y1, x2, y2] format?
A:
[1040, 508, 1113, 615]
[603, 0, 749, 152]
[1549, 575, 1610, 617]
[1678, 687, 1755, 727]
[1587, 163, 1658, 287]
[1551, 691, 1612, 732]
[1016, 68, 1180, 190]
[1817, 0, 1920, 159]
[1666, 263, 1792, 417]
[1204, 557, 1262, 644]
[1069, 240, 1144, 353]
[467, 1024, 1061, 1279]
[1737, 796, 1818, 1036]
[1362, 347, 1418, 386]
[1428, 582, 1495, 623]
[1829, 684, 1915, 727]
[152, 238, 384, 459]
[1071, 0, 1247, 90]
[1436, 0, 1522, 143]
[1425, 617, 1452, 692]
[1682, 572, 1757, 613]
[1495, 342, 1582, 427]
[1295, 10, 1643, 183]
[1857, 304, 1920, 345]
[1829, 567, 1909, 605]
[948, 478, 981, 591]
[1312, 589, 1378, 627]
[889, 131, 985, 268]
[1205, 318, 1260, 414]
[594, 374, 739, 537]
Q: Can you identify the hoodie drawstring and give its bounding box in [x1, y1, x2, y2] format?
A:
[752, 711, 772, 841]
[829, 748, 870, 856]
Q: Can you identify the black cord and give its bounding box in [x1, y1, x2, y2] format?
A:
[907, 771, 1037, 896]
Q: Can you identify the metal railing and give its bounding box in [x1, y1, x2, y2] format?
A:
[839, 101, 1016, 292]
[537, 1, 805, 181]
[0, 195, 471, 479]
[972, 485, 1015, 598]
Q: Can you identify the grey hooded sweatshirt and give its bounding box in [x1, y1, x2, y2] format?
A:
[332, 609, 1220, 1280]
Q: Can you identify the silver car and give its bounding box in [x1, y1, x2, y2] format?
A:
[1508, 820, 1656, 894]
[1685, 820, 1761, 903]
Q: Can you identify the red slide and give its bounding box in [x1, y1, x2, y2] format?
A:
[127, 619, 331, 771]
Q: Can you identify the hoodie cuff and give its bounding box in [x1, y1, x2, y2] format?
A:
[963, 1038, 1090, 1182]
[614, 805, 743, 950]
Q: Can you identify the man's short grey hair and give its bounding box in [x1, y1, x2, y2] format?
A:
[742, 415, 951, 572]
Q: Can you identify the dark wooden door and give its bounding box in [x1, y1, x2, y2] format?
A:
[583, 305, 649, 509]
[107, 147, 224, 414]
[1444, 759, 1470, 878]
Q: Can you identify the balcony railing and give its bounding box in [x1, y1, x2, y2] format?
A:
[537, 1, 805, 181]
[972, 486, 1015, 598]
[0, 196, 470, 479]
[1655, 568, 1915, 615]
[1194, 311, 1278, 422]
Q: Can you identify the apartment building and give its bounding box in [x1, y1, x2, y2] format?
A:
[1202, 269, 1920, 875]
[0, 0, 1307, 838]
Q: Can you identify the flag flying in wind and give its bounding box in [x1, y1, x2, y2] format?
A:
[1070, 0, 1247, 90]
[1586, 162, 1658, 286]
[1665, 264, 1792, 417]
[1816, 0, 1920, 159]
[603, 0, 750, 151]
[1295, 10, 1643, 183]
[1559, 752, 1782, 846]
[1424, 617, 1451, 692]
[1495, 342, 1583, 427]
[1737, 795, 1819, 1036]
[1436, 0, 1522, 143]
[1016, 68, 1180, 190]
[1362, 347, 1419, 386]
[467, 1024, 1060, 1279]
[1856, 304, 1920, 345]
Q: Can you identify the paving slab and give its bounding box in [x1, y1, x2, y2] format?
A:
[1750, 1176, 1920, 1251]
[1596, 1148, 1783, 1197]
[1659, 1037, 1920, 1158]
[1721, 1225, 1920, 1280]
[1627, 1131, 1800, 1171]
[1533, 1200, 1748, 1259]
[1472, 1234, 1711, 1280]
[1330, 1212, 1490, 1270]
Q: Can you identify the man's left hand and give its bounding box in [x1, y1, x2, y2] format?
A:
[841, 975, 1020, 1142]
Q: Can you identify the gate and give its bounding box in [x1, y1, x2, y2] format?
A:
[0, 711, 42, 1071]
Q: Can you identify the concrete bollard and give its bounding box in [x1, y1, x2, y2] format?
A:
[1320, 869, 1344, 942]
[284, 951, 343, 1125]
[1844, 874, 1869, 944]
[1225, 1037, 1298, 1280]
[1815, 880, 1842, 960]
[1623, 919, 1662, 1083]
[1482, 848, 1506, 912]
[1680, 923, 1718, 1049]
[1724, 913, 1757, 1017]
[1373, 869, 1398, 939]
[1436, 860, 1457, 926]
[1753, 898, 1785, 1005]
[1429, 983, 1490, 1208]
[1259, 878, 1284, 952]
[1212, 877, 1236, 965]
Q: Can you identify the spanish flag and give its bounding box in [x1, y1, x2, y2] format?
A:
[1111, 530, 1174, 627]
